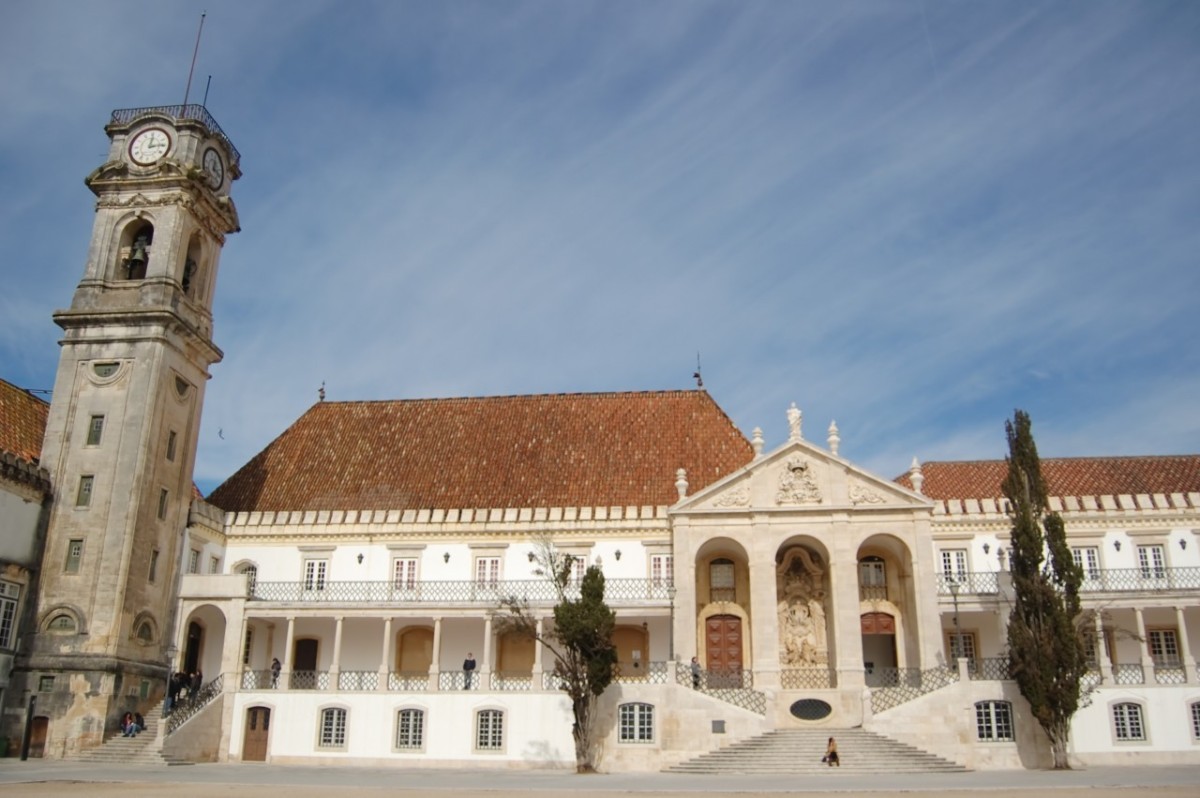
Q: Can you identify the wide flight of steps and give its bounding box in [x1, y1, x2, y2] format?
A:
[665, 727, 968, 774]
[73, 700, 193, 766]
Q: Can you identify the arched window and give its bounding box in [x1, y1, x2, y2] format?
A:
[475, 709, 504, 751]
[1112, 702, 1145, 741]
[318, 707, 347, 749]
[618, 702, 655, 743]
[974, 700, 1013, 741]
[47, 614, 77, 634]
[182, 232, 203, 297]
[120, 221, 154, 280]
[709, 558, 735, 602]
[395, 708, 425, 751]
[135, 621, 154, 643]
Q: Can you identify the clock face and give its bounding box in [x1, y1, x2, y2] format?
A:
[129, 128, 171, 165]
[202, 148, 224, 189]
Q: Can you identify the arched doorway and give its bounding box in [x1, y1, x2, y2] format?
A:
[242, 706, 270, 761]
[184, 621, 203, 673]
[861, 612, 897, 684]
[613, 625, 649, 679]
[396, 627, 433, 674]
[705, 614, 744, 687]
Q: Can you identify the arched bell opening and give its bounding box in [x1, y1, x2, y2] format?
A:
[117, 219, 154, 280]
[181, 231, 204, 298]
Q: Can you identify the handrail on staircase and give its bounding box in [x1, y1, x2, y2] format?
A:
[165, 673, 224, 735]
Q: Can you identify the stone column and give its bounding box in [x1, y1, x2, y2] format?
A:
[748, 556, 781, 689]
[1176, 606, 1196, 683]
[378, 617, 393, 691]
[282, 616, 295, 689]
[1133, 607, 1154, 683]
[430, 616, 442, 691]
[481, 616, 494, 690]
[532, 616, 544, 686]
[831, 553, 865, 689]
[331, 616, 344, 690]
[1095, 612, 1113, 683]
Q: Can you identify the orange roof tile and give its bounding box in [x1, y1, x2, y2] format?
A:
[207, 390, 754, 512]
[895, 455, 1200, 501]
[0, 377, 49, 465]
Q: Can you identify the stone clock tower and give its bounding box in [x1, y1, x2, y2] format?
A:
[16, 105, 240, 756]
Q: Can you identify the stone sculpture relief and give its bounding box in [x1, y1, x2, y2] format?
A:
[775, 454, 822, 505]
[849, 483, 886, 505]
[776, 546, 829, 666]
[712, 481, 750, 508]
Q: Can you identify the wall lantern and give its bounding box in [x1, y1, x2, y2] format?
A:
[1181, 538, 1188, 551]
[528, 551, 536, 562]
[357, 553, 364, 564]
[614, 549, 622, 561]
[443, 552, 450, 563]
[1113, 540, 1122, 552]
[982, 543, 990, 555]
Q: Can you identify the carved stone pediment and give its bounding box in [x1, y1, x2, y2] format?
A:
[848, 481, 887, 506]
[709, 480, 750, 508]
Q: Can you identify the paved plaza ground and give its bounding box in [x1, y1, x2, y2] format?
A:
[1, 760, 1198, 798]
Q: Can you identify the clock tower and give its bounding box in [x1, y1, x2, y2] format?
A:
[15, 105, 240, 756]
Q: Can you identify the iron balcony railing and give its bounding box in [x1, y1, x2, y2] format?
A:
[780, 667, 838, 689]
[935, 567, 1200, 597]
[110, 104, 240, 166]
[165, 674, 223, 735]
[249, 578, 675, 605]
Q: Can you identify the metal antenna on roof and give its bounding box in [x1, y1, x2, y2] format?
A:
[318, 381, 326, 402]
[182, 12, 207, 107]
[692, 352, 703, 389]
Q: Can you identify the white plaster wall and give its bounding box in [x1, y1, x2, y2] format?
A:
[1070, 686, 1200, 758]
[228, 690, 575, 767]
[0, 488, 42, 565]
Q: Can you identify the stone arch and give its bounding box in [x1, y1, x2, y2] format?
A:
[115, 216, 155, 280]
[774, 538, 832, 669]
[179, 603, 228, 679]
[181, 229, 204, 298]
[856, 534, 919, 669]
[694, 537, 751, 608]
[40, 604, 85, 635]
[233, 560, 258, 595]
[130, 610, 159, 646]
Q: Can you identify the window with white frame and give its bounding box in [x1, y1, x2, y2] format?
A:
[567, 554, 586, 583]
[946, 631, 977, 661]
[1191, 702, 1200, 740]
[1071, 547, 1101, 580]
[392, 558, 418, 590]
[1137, 545, 1166, 579]
[940, 549, 968, 581]
[475, 709, 504, 751]
[395, 708, 424, 750]
[618, 702, 655, 743]
[304, 559, 328, 591]
[975, 700, 1014, 741]
[0, 581, 20, 649]
[1148, 628, 1181, 667]
[1112, 702, 1145, 741]
[650, 553, 673, 587]
[474, 557, 500, 588]
[318, 707, 347, 748]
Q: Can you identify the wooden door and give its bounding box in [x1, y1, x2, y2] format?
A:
[705, 615, 743, 688]
[241, 707, 270, 762]
[293, 638, 318, 689]
[184, 621, 203, 673]
[29, 716, 48, 758]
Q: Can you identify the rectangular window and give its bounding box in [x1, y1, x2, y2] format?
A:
[650, 554, 674, 586]
[1148, 629, 1180, 667]
[395, 709, 424, 750]
[1191, 703, 1200, 740]
[38, 675, 55, 692]
[1112, 703, 1145, 741]
[86, 415, 104, 446]
[569, 555, 586, 583]
[859, 560, 886, 587]
[149, 549, 160, 582]
[188, 549, 200, 575]
[1137, 545, 1166, 579]
[209, 556, 221, 574]
[1071, 547, 1101, 580]
[474, 557, 500, 587]
[318, 707, 347, 748]
[0, 581, 20, 649]
[304, 559, 328, 591]
[76, 475, 94, 507]
[940, 549, 968, 581]
[392, 558, 418, 590]
[157, 488, 169, 520]
[946, 631, 977, 661]
[618, 702, 655, 743]
[476, 709, 503, 751]
[65, 540, 84, 573]
[975, 701, 1014, 741]
[166, 430, 178, 461]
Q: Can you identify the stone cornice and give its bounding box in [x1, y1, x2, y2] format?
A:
[0, 451, 52, 497]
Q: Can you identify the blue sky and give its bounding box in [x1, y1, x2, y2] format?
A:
[2, 1, 1198, 496]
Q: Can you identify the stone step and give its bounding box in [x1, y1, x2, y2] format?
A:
[665, 728, 968, 774]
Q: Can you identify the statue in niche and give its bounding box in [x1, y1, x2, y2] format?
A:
[776, 546, 829, 666]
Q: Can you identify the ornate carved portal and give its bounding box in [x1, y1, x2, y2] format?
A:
[776, 547, 830, 667]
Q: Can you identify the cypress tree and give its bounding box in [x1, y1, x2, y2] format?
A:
[1003, 410, 1087, 769]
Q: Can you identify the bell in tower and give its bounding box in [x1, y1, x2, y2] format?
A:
[4, 103, 241, 758]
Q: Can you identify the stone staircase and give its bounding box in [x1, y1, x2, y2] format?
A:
[74, 700, 193, 766]
[665, 727, 968, 774]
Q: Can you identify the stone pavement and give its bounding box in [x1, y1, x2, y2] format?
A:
[0, 759, 1197, 797]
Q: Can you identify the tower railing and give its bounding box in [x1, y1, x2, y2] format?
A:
[110, 105, 240, 166]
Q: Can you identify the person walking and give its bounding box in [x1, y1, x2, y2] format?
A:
[690, 656, 702, 689]
[271, 657, 282, 688]
[823, 736, 840, 767]
[463, 653, 476, 689]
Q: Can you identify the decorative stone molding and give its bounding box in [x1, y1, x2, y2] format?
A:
[712, 481, 750, 508]
[849, 483, 885, 506]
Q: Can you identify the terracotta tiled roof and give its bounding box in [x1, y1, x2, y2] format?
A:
[895, 456, 1200, 501]
[207, 391, 753, 512]
[0, 377, 49, 465]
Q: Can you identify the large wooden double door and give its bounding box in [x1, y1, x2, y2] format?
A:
[242, 707, 270, 761]
[704, 615, 744, 688]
